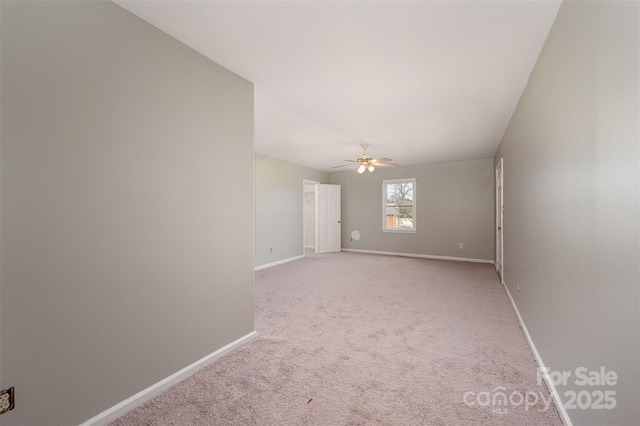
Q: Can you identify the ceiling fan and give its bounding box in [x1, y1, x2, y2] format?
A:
[332, 144, 399, 173]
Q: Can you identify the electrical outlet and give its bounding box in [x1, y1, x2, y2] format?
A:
[518, 282, 521, 292]
[458, 243, 464, 249]
[269, 248, 273, 253]
[0, 387, 15, 415]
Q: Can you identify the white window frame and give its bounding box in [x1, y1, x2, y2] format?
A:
[382, 178, 416, 233]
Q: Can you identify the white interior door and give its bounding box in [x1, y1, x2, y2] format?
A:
[496, 159, 504, 280]
[316, 184, 341, 253]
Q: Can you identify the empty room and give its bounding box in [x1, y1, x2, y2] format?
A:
[1, 1, 638, 426]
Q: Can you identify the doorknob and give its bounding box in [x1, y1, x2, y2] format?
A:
[498, 227, 502, 230]
[338, 220, 341, 223]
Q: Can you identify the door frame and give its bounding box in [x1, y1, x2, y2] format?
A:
[495, 158, 504, 282]
[302, 179, 320, 256]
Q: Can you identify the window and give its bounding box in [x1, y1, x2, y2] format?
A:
[383, 178, 416, 232]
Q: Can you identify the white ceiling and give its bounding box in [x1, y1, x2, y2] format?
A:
[115, 0, 561, 172]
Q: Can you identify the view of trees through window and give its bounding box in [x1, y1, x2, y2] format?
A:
[384, 179, 415, 231]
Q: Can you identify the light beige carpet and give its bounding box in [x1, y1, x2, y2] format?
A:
[111, 252, 562, 425]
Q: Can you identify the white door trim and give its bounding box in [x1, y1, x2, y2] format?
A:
[495, 158, 504, 282]
[303, 179, 320, 256]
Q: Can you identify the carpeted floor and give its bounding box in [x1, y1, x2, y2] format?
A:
[111, 252, 562, 425]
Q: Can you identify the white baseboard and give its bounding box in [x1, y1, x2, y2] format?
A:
[500, 281, 572, 426]
[341, 248, 494, 264]
[304, 245, 314, 249]
[255, 254, 305, 271]
[80, 331, 257, 426]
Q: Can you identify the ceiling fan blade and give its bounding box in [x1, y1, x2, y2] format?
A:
[334, 145, 398, 170]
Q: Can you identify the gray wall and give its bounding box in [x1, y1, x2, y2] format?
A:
[331, 159, 494, 261]
[1, 2, 254, 425]
[255, 155, 329, 267]
[494, 1, 639, 425]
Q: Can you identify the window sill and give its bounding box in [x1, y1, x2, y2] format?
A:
[382, 228, 417, 234]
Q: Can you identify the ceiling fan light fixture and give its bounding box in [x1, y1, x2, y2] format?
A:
[332, 143, 398, 173]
